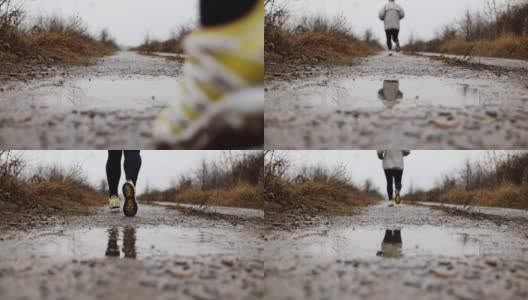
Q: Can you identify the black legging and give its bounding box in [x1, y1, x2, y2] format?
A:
[382, 230, 402, 244]
[385, 29, 399, 50]
[106, 151, 142, 197]
[384, 168, 403, 200]
[200, 0, 258, 26]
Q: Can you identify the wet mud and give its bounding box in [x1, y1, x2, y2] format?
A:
[0, 51, 183, 149]
[264, 203, 528, 300]
[265, 53, 528, 149]
[0, 204, 264, 300]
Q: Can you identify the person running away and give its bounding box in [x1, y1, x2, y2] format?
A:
[377, 150, 410, 207]
[107, 150, 141, 217]
[153, 0, 264, 149]
[378, 0, 405, 55]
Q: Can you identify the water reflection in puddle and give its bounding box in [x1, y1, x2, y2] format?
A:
[270, 227, 526, 260]
[1, 225, 261, 263]
[2, 76, 178, 114]
[269, 77, 527, 112]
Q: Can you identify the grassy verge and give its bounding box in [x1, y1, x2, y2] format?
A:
[406, 151, 528, 210]
[0, 151, 106, 216]
[264, 151, 382, 215]
[404, 1, 528, 60]
[265, 0, 381, 65]
[131, 26, 192, 54]
[139, 151, 263, 210]
[1, 1, 119, 64]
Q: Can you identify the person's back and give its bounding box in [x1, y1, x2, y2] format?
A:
[377, 150, 410, 206]
[379, 0, 405, 53]
[381, 150, 407, 170]
[379, 1, 405, 30]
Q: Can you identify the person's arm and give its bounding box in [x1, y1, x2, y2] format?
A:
[399, 6, 405, 19]
[402, 150, 410, 156]
[377, 150, 386, 160]
[379, 6, 386, 21]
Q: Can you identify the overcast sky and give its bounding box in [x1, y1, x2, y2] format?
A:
[281, 0, 510, 43]
[280, 150, 501, 193]
[22, 0, 199, 46]
[19, 151, 256, 194]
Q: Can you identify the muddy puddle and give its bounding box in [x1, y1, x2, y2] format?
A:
[0, 224, 262, 268]
[267, 77, 528, 113]
[267, 226, 528, 263]
[0, 76, 177, 116]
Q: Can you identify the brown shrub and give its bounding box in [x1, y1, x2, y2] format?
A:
[132, 25, 193, 54]
[265, 2, 381, 63]
[404, 1, 528, 59]
[0, 151, 105, 213]
[1, 7, 118, 63]
[264, 151, 382, 214]
[406, 151, 528, 209]
[139, 151, 264, 210]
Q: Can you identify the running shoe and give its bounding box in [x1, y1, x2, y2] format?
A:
[388, 200, 395, 207]
[122, 180, 138, 217]
[395, 190, 402, 204]
[153, 0, 264, 149]
[109, 195, 120, 210]
[395, 43, 401, 53]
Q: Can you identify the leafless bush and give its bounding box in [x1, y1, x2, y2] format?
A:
[132, 25, 193, 54]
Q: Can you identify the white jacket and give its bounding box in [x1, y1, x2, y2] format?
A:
[377, 150, 410, 170]
[379, 1, 405, 30]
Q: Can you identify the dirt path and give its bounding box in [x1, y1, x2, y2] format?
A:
[265, 53, 528, 149]
[264, 203, 528, 300]
[0, 51, 182, 149]
[0, 204, 264, 300]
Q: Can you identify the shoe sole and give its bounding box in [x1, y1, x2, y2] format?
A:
[123, 183, 138, 217]
[395, 195, 401, 204]
[156, 87, 263, 149]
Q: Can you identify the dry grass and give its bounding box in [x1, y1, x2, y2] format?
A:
[170, 183, 263, 209]
[265, 1, 380, 64]
[437, 35, 528, 60]
[139, 151, 264, 210]
[1, 1, 118, 63]
[404, 0, 528, 59]
[432, 184, 527, 209]
[264, 151, 382, 214]
[0, 151, 106, 214]
[132, 25, 193, 54]
[406, 151, 528, 209]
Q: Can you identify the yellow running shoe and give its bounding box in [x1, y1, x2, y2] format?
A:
[122, 180, 138, 217]
[109, 195, 120, 210]
[153, 0, 264, 149]
[395, 190, 401, 204]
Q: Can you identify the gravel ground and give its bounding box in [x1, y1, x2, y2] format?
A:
[264, 203, 528, 300]
[265, 53, 528, 149]
[0, 204, 264, 300]
[0, 51, 182, 149]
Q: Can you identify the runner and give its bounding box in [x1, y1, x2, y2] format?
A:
[377, 150, 410, 207]
[378, 0, 405, 56]
[153, 0, 264, 149]
[376, 229, 403, 258]
[377, 80, 403, 108]
[106, 150, 141, 217]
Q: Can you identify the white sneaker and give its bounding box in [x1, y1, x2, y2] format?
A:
[388, 200, 395, 207]
[153, 0, 264, 149]
[109, 195, 120, 210]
